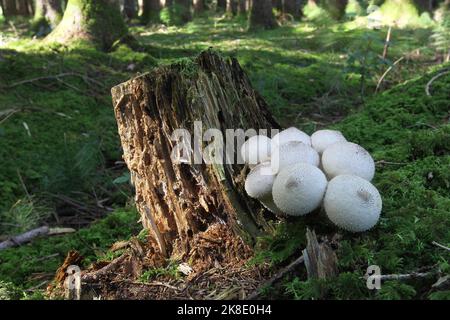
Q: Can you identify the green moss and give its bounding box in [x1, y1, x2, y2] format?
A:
[0, 207, 140, 293]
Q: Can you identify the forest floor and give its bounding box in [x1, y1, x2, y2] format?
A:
[0, 15, 449, 299]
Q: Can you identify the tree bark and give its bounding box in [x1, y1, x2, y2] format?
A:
[193, 0, 205, 15]
[141, 0, 161, 23]
[272, 0, 282, 11]
[217, 0, 226, 11]
[2, 0, 19, 17]
[45, 0, 128, 50]
[283, 0, 301, 18]
[237, 0, 247, 15]
[226, 0, 238, 15]
[33, 0, 63, 28]
[111, 50, 280, 261]
[249, 0, 278, 29]
[123, 0, 138, 19]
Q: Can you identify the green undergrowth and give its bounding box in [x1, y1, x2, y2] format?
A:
[254, 66, 450, 300]
[0, 207, 140, 299]
[1, 15, 447, 299]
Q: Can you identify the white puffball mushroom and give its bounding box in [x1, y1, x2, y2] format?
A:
[324, 175, 382, 232]
[322, 141, 375, 181]
[271, 127, 311, 150]
[241, 135, 271, 166]
[271, 141, 320, 174]
[244, 162, 283, 215]
[244, 162, 275, 200]
[311, 129, 347, 154]
[272, 163, 328, 216]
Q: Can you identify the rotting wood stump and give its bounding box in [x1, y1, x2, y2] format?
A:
[111, 50, 281, 266]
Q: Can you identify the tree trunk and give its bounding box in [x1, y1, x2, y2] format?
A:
[17, 0, 31, 15]
[283, 0, 301, 18]
[272, 0, 282, 11]
[226, 0, 237, 15]
[111, 50, 280, 262]
[33, 0, 63, 28]
[123, 0, 138, 19]
[217, 0, 226, 11]
[173, 0, 191, 23]
[193, 0, 204, 15]
[249, 0, 278, 29]
[45, 0, 128, 50]
[237, 0, 247, 14]
[141, 0, 161, 23]
[2, 0, 19, 17]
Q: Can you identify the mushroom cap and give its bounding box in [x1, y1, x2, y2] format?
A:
[272, 163, 328, 216]
[322, 141, 375, 181]
[241, 135, 271, 166]
[244, 162, 275, 200]
[271, 141, 320, 174]
[271, 127, 311, 150]
[311, 129, 347, 154]
[324, 175, 382, 232]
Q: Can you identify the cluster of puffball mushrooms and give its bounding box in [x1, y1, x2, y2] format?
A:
[241, 128, 382, 233]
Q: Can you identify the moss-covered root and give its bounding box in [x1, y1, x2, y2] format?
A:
[45, 0, 128, 50]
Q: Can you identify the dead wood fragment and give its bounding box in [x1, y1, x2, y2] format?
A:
[111, 50, 280, 263]
[0, 226, 49, 250]
[425, 69, 450, 96]
[82, 254, 128, 283]
[303, 228, 338, 279]
[432, 241, 450, 252]
[0, 226, 76, 250]
[246, 255, 305, 300]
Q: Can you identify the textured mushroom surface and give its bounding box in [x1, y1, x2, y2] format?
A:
[272, 163, 328, 216]
[244, 161, 276, 199]
[311, 129, 347, 154]
[322, 141, 375, 181]
[324, 175, 382, 232]
[271, 127, 311, 149]
[241, 135, 272, 166]
[271, 140, 320, 174]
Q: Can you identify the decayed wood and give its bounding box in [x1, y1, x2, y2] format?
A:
[246, 254, 305, 300]
[0, 226, 75, 250]
[111, 50, 280, 259]
[303, 228, 338, 279]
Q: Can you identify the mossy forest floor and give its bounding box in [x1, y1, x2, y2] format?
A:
[0, 15, 449, 299]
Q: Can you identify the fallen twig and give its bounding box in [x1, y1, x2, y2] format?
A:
[432, 241, 450, 252]
[376, 160, 408, 166]
[6, 72, 104, 89]
[0, 226, 76, 250]
[425, 70, 450, 96]
[82, 254, 128, 283]
[246, 255, 305, 300]
[376, 56, 404, 93]
[0, 226, 49, 250]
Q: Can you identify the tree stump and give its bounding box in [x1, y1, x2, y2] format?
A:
[111, 51, 280, 264]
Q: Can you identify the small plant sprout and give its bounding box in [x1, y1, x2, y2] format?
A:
[271, 141, 320, 174]
[271, 127, 311, 150]
[322, 141, 375, 181]
[311, 129, 347, 154]
[324, 175, 382, 232]
[241, 135, 271, 167]
[272, 163, 328, 216]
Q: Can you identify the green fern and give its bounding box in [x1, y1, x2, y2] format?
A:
[432, 6, 450, 62]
